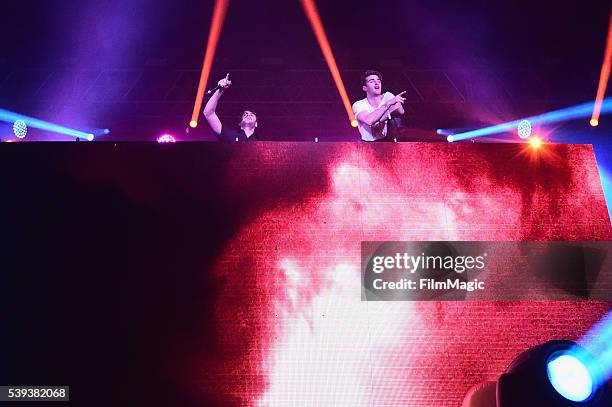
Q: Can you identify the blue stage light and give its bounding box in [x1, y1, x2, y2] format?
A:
[517, 119, 532, 139]
[103, 128, 110, 135]
[0, 108, 93, 140]
[579, 311, 612, 388]
[547, 352, 593, 402]
[13, 120, 27, 139]
[444, 98, 612, 141]
[498, 340, 609, 406]
[447, 135, 454, 142]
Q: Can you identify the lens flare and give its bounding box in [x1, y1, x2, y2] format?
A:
[529, 136, 542, 148]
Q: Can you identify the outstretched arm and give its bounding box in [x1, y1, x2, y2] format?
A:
[356, 91, 406, 126]
[203, 74, 231, 135]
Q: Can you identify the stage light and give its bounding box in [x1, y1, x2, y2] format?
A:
[12, 120, 27, 139]
[351, 119, 358, 128]
[300, 0, 356, 126]
[190, 0, 230, 128]
[529, 136, 542, 148]
[446, 98, 612, 141]
[497, 340, 609, 406]
[590, 119, 599, 127]
[103, 128, 111, 135]
[517, 119, 532, 139]
[547, 353, 593, 402]
[0, 108, 93, 140]
[157, 134, 176, 143]
[189, 120, 198, 128]
[591, 12, 612, 127]
[579, 311, 612, 388]
[447, 135, 454, 142]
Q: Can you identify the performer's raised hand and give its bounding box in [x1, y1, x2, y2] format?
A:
[218, 73, 232, 89]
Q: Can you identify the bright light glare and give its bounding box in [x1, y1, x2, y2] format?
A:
[547, 353, 593, 402]
[157, 134, 176, 143]
[529, 136, 542, 148]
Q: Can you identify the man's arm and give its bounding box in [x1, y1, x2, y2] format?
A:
[356, 91, 406, 126]
[203, 75, 231, 135]
[203, 89, 224, 134]
[389, 102, 405, 116]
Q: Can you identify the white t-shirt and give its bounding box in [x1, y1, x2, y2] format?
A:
[352, 92, 395, 141]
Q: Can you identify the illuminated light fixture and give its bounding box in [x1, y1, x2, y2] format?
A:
[547, 353, 593, 402]
[529, 136, 543, 148]
[590, 119, 599, 127]
[13, 119, 27, 139]
[517, 119, 532, 139]
[497, 340, 609, 406]
[442, 98, 612, 142]
[189, 0, 230, 128]
[591, 12, 612, 127]
[90, 128, 110, 137]
[0, 108, 93, 140]
[351, 119, 358, 128]
[157, 134, 176, 143]
[299, 0, 356, 126]
[447, 135, 454, 143]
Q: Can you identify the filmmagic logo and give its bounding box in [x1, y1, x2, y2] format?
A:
[361, 241, 489, 301]
[371, 277, 484, 292]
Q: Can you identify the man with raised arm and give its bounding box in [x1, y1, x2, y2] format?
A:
[352, 70, 406, 142]
[203, 74, 259, 142]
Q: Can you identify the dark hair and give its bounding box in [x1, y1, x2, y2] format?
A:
[361, 70, 382, 86]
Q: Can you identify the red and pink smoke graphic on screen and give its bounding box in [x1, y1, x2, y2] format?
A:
[193, 143, 611, 406]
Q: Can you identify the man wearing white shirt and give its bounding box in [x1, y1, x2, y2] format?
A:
[352, 70, 406, 141]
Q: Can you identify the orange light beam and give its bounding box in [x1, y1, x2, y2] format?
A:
[190, 0, 230, 128]
[299, 0, 356, 126]
[591, 11, 612, 126]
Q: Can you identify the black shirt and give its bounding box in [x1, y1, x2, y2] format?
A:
[218, 126, 258, 142]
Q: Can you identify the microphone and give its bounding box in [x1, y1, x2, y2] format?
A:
[207, 73, 230, 95]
